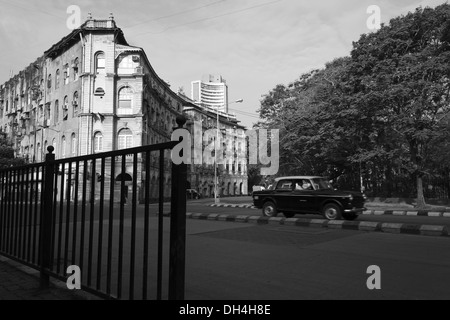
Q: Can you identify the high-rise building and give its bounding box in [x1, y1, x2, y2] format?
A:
[191, 74, 229, 112]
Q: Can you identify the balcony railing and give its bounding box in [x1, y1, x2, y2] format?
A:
[84, 20, 116, 29]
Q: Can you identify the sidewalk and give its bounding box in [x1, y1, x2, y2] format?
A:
[0, 256, 100, 300]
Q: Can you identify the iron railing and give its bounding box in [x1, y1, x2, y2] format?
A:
[0, 118, 188, 300]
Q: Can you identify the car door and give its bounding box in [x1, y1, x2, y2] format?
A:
[290, 179, 317, 213]
[272, 179, 294, 211]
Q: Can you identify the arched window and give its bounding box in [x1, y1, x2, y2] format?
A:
[151, 107, 155, 123]
[94, 87, 105, 96]
[47, 74, 52, 90]
[73, 91, 78, 116]
[38, 104, 43, 120]
[63, 96, 68, 120]
[119, 55, 133, 69]
[54, 100, 59, 124]
[45, 102, 51, 123]
[61, 136, 66, 157]
[71, 133, 76, 156]
[118, 86, 133, 114]
[73, 57, 79, 80]
[37, 143, 41, 162]
[55, 69, 60, 89]
[118, 128, 133, 150]
[64, 63, 70, 84]
[52, 138, 56, 157]
[95, 52, 105, 74]
[94, 132, 103, 153]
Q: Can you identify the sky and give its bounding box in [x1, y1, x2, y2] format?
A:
[0, 0, 447, 129]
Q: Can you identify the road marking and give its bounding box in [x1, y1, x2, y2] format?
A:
[266, 226, 329, 235]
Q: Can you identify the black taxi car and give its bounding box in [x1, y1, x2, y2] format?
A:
[252, 176, 367, 220]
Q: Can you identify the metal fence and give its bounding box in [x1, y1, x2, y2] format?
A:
[0, 121, 188, 300]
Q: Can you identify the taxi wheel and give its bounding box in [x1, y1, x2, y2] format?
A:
[322, 203, 342, 220]
[262, 201, 278, 217]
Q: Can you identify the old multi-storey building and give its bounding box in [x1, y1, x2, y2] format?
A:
[0, 16, 247, 199]
[179, 94, 248, 197]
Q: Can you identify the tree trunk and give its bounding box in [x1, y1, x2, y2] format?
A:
[416, 174, 427, 209]
[385, 163, 392, 197]
[446, 168, 450, 200]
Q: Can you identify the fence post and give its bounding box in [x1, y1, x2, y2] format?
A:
[40, 146, 55, 288]
[169, 115, 187, 300]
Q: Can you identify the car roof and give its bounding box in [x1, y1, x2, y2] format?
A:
[274, 176, 325, 181]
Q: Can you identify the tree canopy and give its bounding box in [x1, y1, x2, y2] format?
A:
[257, 4, 450, 206]
[0, 133, 25, 168]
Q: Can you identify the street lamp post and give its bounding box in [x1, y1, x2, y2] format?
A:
[214, 99, 243, 204]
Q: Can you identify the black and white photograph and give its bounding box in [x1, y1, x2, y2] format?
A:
[0, 0, 449, 310]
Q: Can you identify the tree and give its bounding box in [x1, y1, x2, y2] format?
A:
[257, 4, 450, 206]
[343, 4, 450, 207]
[0, 133, 25, 168]
[257, 58, 358, 180]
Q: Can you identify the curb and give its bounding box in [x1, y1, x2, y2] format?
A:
[363, 210, 448, 217]
[210, 203, 257, 209]
[188, 212, 449, 238]
[208, 204, 450, 216]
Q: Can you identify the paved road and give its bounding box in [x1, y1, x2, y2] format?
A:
[40, 196, 450, 228]
[183, 220, 450, 299]
[42, 214, 450, 300]
[186, 200, 450, 229]
[3, 196, 450, 300]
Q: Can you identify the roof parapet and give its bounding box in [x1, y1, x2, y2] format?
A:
[83, 19, 116, 29]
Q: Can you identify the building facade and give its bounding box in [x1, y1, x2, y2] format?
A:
[0, 17, 248, 199]
[191, 74, 229, 113]
[179, 94, 248, 197]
